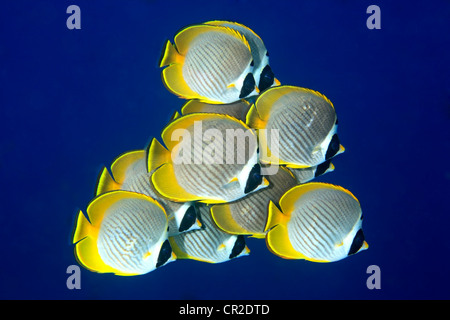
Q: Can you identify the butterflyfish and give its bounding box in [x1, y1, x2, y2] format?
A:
[72, 190, 175, 275]
[148, 113, 269, 204]
[246, 85, 345, 169]
[265, 183, 368, 262]
[159, 24, 258, 104]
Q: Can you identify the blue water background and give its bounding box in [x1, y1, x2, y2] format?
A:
[1, 0, 449, 299]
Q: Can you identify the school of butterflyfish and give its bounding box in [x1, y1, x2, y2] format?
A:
[72, 21, 368, 276]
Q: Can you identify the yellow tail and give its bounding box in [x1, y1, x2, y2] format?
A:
[159, 40, 183, 67]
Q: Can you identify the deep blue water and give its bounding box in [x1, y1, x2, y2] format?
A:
[1, 0, 449, 300]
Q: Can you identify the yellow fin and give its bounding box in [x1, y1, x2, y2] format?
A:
[95, 167, 120, 196]
[245, 103, 266, 129]
[72, 210, 94, 244]
[151, 163, 204, 202]
[211, 204, 254, 236]
[147, 138, 171, 173]
[265, 223, 304, 260]
[161, 63, 204, 101]
[159, 40, 184, 67]
[264, 200, 289, 231]
[110, 150, 146, 185]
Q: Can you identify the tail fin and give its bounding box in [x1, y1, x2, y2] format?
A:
[95, 167, 120, 196]
[72, 210, 92, 244]
[147, 138, 171, 173]
[159, 40, 183, 67]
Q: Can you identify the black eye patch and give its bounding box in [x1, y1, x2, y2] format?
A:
[244, 163, 263, 194]
[156, 240, 173, 268]
[348, 229, 365, 256]
[258, 65, 275, 92]
[229, 235, 246, 259]
[239, 73, 256, 98]
[179, 205, 199, 232]
[325, 134, 340, 160]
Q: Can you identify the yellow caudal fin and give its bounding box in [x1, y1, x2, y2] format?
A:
[110, 150, 146, 184]
[210, 204, 253, 236]
[147, 138, 172, 173]
[151, 163, 204, 203]
[72, 210, 93, 244]
[264, 200, 289, 231]
[95, 167, 121, 196]
[159, 40, 184, 67]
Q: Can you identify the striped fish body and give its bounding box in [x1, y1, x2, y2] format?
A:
[174, 117, 255, 201]
[211, 167, 297, 237]
[169, 205, 250, 263]
[204, 21, 275, 91]
[265, 89, 337, 167]
[97, 197, 169, 274]
[183, 31, 252, 103]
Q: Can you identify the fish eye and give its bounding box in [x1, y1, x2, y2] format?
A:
[229, 235, 246, 259]
[315, 159, 332, 178]
[325, 134, 340, 160]
[179, 205, 199, 232]
[156, 240, 173, 268]
[244, 163, 263, 194]
[258, 65, 275, 92]
[239, 73, 256, 98]
[348, 229, 365, 256]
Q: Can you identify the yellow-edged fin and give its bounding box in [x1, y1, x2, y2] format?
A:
[169, 111, 181, 122]
[110, 150, 146, 185]
[159, 40, 184, 67]
[95, 167, 120, 196]
[151, 163, 205, 203]
[211, 204, 253, 236]
[246, 103, 266, 129]
[174, 24, 251, 55]
[147, 138, 172, 173]
[161, 63, 205, 101]
[265, 223, 304, 260]
[72, 210, 94, 244]
[182, 100, 251, 121]
[264, 200, 289, 231]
